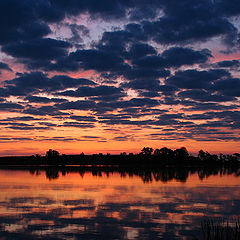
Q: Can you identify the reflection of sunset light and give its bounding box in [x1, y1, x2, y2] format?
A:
[0, 170, 239, 239]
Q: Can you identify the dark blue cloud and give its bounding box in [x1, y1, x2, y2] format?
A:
[0, 88, 9, 97]
[123, 68, 170, 80]
[50, 75, 96, 87]
[212, 78, 240, 97]
[213, 60, 240, 68]
[166, 69, 230, 89]
[2, 38, 70, 60]
[0, 1, 52, 44]
[132, 47, 211, 69]
[7, 125, 51, 130]
[69, 49, 128, 72]
[4, 72, 96, 96]
[124, 43, 157, 60]
[23, 105, 68, 116]
[56, 100, 96, 110]
[50, 0, 240, 48]
[178, 89, 235, 102]
[138, 91, 160, 98]
[142, 0, 238, 46]
[121, 79, 161, 91]
[217, 0, 240, 17]
[0, 102, 24, 110]
[129, 3, 159, 21]
[50, 0, 128, 19]
[61, 122, 95, 128]
[0, 116, 39, 122]
[0, 62, 12, 71]
[161, 47, 212, 67]
[181, 102, 238, 111]
[70, 116, 97, 122]
[133, 56, 165, 69]
[0, 0, 238, 48]
[96, 23, 147, 56]
[158, 85, 177, 95]
[25, 96, 67, 103]
[58, 86, 125, 100]
[95, 98, 160, 113]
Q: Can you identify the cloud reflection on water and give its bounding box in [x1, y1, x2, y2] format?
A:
[0, 169, 239, 239]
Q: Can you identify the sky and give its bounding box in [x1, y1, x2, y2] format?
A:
[0, 0, 240, 156]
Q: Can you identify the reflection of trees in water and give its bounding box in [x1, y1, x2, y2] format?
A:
[29, 165, 240, 182]
[198, 166, 240, 180]
[45, 168, 59, 180]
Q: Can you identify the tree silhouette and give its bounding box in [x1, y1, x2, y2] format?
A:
[174, 147, 189, 159]
[153, 148, 161, 155]
[159, 147, 174, 158]
[46, 149, 60, 159]
[198, 150, 206, 161]
[141, 147, 153, 155]
[120, 152, 127, 156]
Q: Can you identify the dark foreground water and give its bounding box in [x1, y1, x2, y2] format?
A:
[0, 168, 239, 240]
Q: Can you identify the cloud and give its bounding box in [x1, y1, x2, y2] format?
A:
[161, 47, 212, 67]
[138, 91, 160, 98]
[112, 135, 133, 141]
[0, 1, 52, 45]
[213, 60, 240, 68]
[60, 122, 95, 128]
[70, 116, 97, 122]
[2, 38, 71, 60]
[212, 78, 240, 97]
[132, 47, 212, 69]
[4, 72, 96, 96]
[181, 102, 238, 111]
[25, 96, 67, 103]
[56, 100, 96, 110]
[142, 0, 238, 46]
[69, 49, 129, 72]
[0, 62, 12, 71]
[133, 55, 165, 69]
[96, 23, 148, 59]
[65, 23, 90, 45]
[0, 102, 24, 110]
[6, 125, 51, 130]
[23, 105, 67, 116]
[50, 0, 128, 20]
[217, 0, 240, 17]
[0, 116, 39, 122]
[124, 43, 157, 60]
[96, 98, 160, 112]
[0, 0, 240, 145]
[178, 89, 235, 102]
[121, 79, 161, 91]
[124, 68, 170, 80]
[58, 85, 124, 99]
[166, 69, 230, 89]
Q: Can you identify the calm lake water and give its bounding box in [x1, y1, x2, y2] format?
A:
[0, 168, 239, 240]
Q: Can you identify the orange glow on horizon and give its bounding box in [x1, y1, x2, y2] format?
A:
[0, 137, 240, 156]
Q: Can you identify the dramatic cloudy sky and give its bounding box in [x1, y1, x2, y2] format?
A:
[0, 0, 240, 155]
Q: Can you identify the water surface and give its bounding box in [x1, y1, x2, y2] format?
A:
[0, 168, 239, 239]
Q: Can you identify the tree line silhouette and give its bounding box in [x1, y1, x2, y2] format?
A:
[0, 147, 239, 167]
